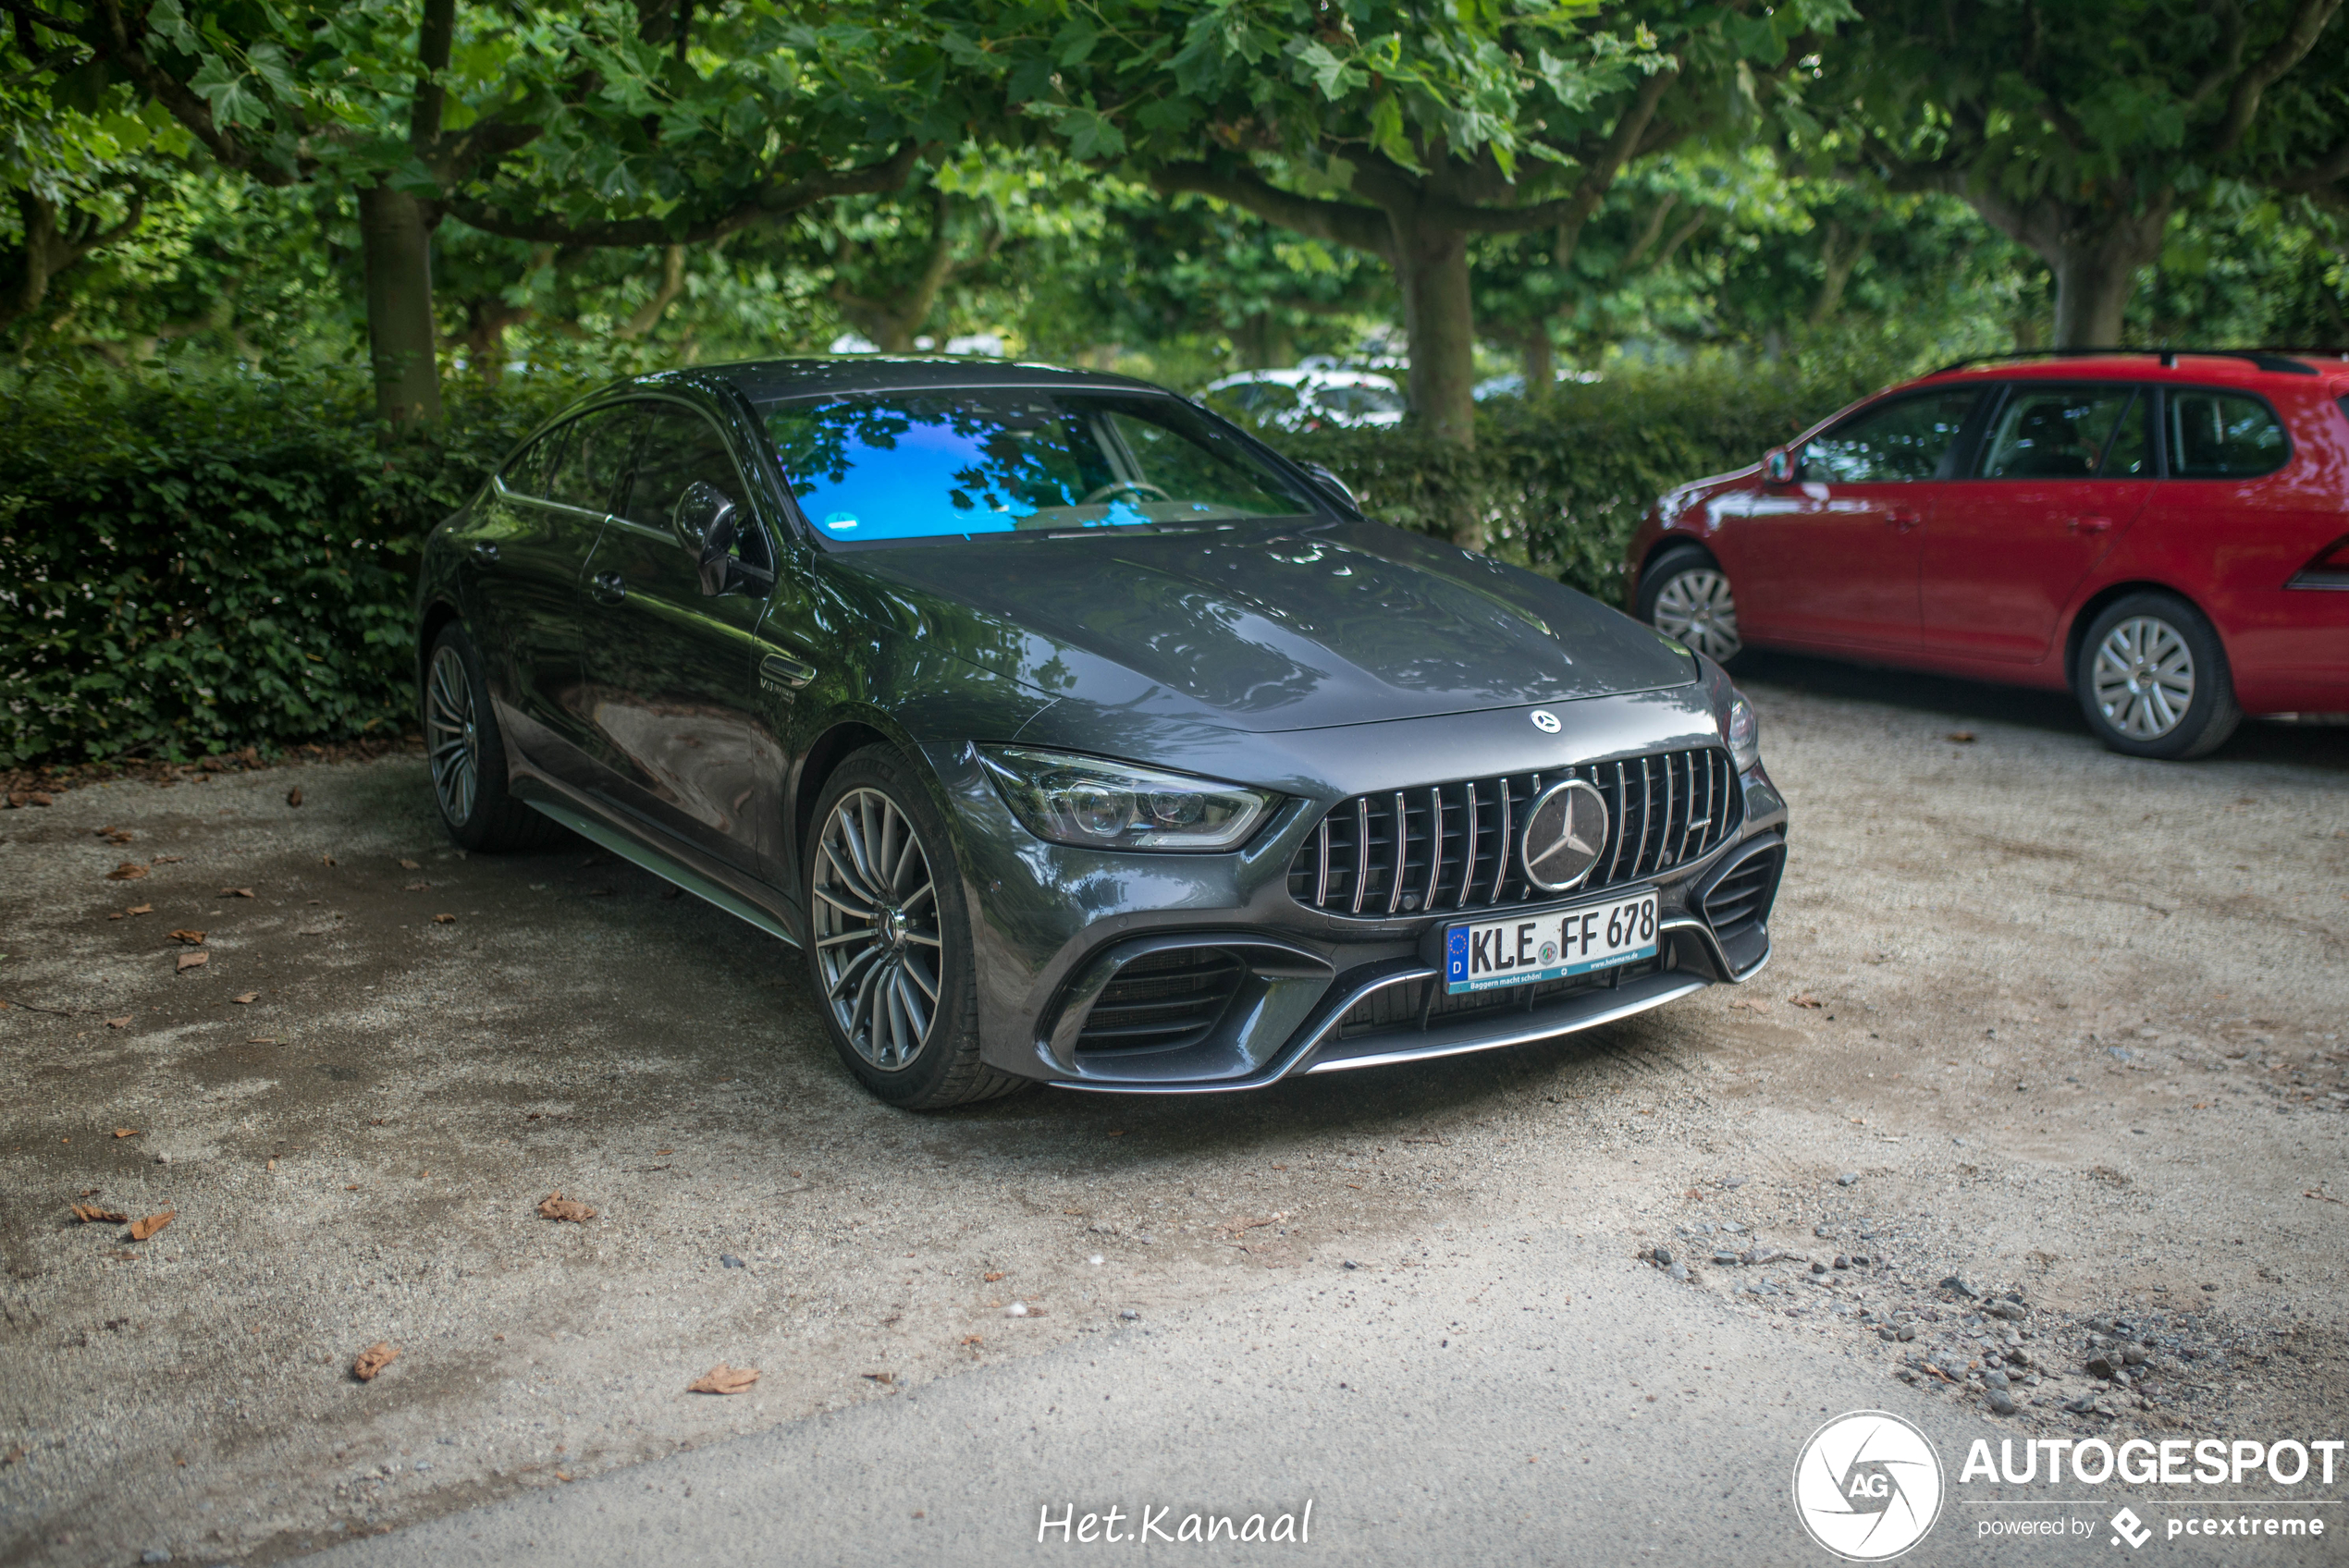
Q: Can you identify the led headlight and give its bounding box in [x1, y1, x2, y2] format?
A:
[978, 747, 1276, 851]
[1722, 690, 1761, 774]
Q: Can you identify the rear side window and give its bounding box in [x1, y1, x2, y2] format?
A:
[500, 423, 571, 496]
[1974, 386, 2147, 479]
[2165, 391, 2289, 478]
[1801, 389, 1979, 483]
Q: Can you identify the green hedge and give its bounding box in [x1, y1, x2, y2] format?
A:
[0, 370, 583, 767]
[0, 361, 1883, 767]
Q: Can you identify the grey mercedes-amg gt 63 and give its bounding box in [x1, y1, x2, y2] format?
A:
[413, 359, 1786, 1109]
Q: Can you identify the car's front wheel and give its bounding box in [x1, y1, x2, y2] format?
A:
[803, 746, 1026, 1109]
[1638, 544, 1742, 663]
[2073, 593, 2242, 760]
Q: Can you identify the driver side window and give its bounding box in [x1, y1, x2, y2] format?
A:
[1800, 389, 1979, 484]
[622, 406, 770, 571]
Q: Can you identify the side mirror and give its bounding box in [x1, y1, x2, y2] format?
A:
[1299, 460, 1360, 514]
[1764, 447, 1795, 484]
[673, 481, 741, 596]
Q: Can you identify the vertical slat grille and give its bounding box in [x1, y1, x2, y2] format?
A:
[1286, 747, 1740, 919]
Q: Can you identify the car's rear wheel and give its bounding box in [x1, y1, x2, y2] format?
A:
[804, 746, 1026, 1109]
[424, 622, 562, 851]
[2073, 593, 2241, 760]
[1639, 545, 1741, 663]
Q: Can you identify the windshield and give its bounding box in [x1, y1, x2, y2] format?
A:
[760, 389, 1327, 544]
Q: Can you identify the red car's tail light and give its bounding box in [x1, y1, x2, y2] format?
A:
[2290, 534, 2349, 589]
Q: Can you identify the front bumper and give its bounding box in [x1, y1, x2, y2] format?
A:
[924, 690, 1789, 1095]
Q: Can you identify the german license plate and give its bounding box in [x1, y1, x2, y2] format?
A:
[1443, 890, 1659, 995]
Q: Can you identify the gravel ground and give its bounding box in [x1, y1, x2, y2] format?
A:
[1, 652, 2344, 1566]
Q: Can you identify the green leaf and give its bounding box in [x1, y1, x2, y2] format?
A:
[188, 55, 267, 129]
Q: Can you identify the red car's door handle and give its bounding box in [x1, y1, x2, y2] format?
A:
[2067, 515, 2113, 534]
[1885, 509, 1923, 532]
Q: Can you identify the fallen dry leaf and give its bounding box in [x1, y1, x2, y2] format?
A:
[686, 1363, 759, 1395]
[2306, 1190, 2344, 1206]
[1945, 730, 1976, 743]
[220, 887, 253, 899]
[176, 950, 208, 973]
[106, 863, 148, 881]
[26, 790, 54, 807]
[123, 903, 152, 916]
[432, 913, 456, 925]
[69, 1204, 128, 1224]
[285, 786, 303, 807]
[537, 1191, 596, 1223]
[1728, 998, 1771, 1013]
[153, 854, 183, 864]
[861, 1371, 895, 1386]
[231, 992, 258, 1004]
[351, 1341, 400, 1381]
[128, 1209, 174, 1242]
[399, 858, 421, 870]
[266, 1159, 277, 1171]
[167, 928, 206, 945]
[404, 881, 431, 891]
[960, 1335, 982, 1346]
[105, 1016, 130, 1028]
[113, 1128, 136, 1139]
[1789, 993, 1824, 1009]
[983, 1270, 1004, 1282]
[320, 852, 336, 865]
[98, 827, 133, 844]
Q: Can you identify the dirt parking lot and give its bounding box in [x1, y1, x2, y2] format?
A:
[2, 655, 2345, 1565]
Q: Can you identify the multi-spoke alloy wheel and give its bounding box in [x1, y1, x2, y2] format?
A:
[811, 787, 943, 1072]
[1650, 567, 1741, 662]
[426, 643, 480, 826]
[2089, 615, 2195, 741]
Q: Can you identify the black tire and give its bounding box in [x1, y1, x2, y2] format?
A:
[1637, 543, 1742, 665]
[422, 621, 563, 851]
[802, 745, 1027, 1110]
[2072, 592, 2242, 760]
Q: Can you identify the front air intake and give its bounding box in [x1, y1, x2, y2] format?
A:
[1070, 947, 1247, 1058]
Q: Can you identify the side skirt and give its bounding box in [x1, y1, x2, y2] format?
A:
[521, 793, 803, 949]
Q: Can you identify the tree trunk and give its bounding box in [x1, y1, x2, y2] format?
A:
[1520, 330, 1556, 400]
[1966, 191, 2171, 350]
[1390, 215, 1476, 448]
[359, 181, 442, 425]
[2047, 209, 2168, 348]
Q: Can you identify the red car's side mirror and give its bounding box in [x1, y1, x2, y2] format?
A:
[1764, 447, 1795, 484]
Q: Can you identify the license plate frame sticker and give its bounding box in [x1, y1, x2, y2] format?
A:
[1442, 890, 1659, 995]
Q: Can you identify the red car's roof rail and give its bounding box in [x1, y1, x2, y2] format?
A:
[1929, 347, 2348, 377]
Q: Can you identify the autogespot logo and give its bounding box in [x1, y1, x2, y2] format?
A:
[1793, 1411, 1946, 1561]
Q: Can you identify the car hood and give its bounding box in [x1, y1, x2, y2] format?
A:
[837, 520, 1695, 736]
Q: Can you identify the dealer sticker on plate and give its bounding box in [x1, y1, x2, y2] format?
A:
[1443, 890, 1658, 995]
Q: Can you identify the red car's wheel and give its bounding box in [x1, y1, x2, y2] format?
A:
[2074, 593, 2242, 760]
[1639, 545, 1742, 664]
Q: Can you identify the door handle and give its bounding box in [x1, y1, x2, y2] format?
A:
[2066, 515, 2113, 534]
[1885, 509, 1923, 533]
[471, 542, 499, 563]
[758, 651, 818, 690]
[589, 570, 627, 605]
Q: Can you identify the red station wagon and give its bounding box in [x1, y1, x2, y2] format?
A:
[1626, 349, 2349, 758]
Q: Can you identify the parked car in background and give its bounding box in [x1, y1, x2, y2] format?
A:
[1200, 367, 1408, 430]
[416, 359, 1784, 1109]
[1628, 349, 2349, 759]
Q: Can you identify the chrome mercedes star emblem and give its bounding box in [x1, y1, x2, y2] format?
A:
[1530, 709, 1561, 733]
[1520, 779, 1611, 892]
